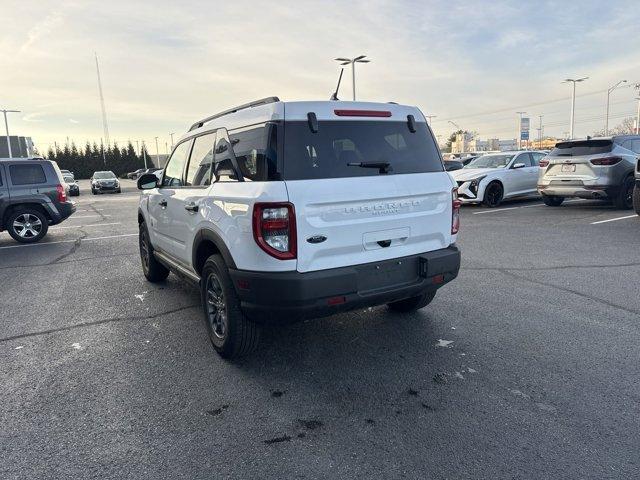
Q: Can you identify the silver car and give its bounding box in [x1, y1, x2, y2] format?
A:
[538, 136, 640, 209]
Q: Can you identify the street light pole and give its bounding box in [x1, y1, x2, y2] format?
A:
[425, 115, 437, 126]
[154, 136, 160, 166]
[334, 56, 370, 101]
[142, 141, 148, 169]
[1, 109, 20, 158]
[538, 115, 543, 149]
[605, 80, 627, 135]
[516, 112, 526, 150]
[563, 77, 588, 140]
[170, 133, 175, 149]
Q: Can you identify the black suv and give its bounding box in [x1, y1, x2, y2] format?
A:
[0, 158, 76, 243]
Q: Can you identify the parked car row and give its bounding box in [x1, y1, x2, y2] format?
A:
[450, 135, 640, 209]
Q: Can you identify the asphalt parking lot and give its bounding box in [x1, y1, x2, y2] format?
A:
[1, 180, 639, 479]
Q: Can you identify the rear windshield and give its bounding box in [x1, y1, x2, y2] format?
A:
[550, 140, 612, 157]
[282, 121, 443, 180]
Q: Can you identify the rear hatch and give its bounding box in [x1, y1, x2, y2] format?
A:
[542, 139, 613, 181]
[281, 111, 453, 273]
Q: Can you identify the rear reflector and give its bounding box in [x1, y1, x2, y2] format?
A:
[590, 156, 622, 166]
[432, 274, 445, 285]
[327, 296, 346, 306]
[334, 109, 392, 117]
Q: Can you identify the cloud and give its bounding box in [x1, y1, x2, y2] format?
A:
[22, 112, 46, 123]
[19, 9, 64, 53]
[69, 118, 79, 124]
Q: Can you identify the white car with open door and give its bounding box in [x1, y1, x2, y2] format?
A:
[136, 97, 461, 358]
[451, 150, 546, 207]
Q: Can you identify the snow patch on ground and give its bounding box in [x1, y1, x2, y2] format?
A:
[435, 339, 454, 348]
[14, 345, 24, 350]
[71, 343, 82, 350]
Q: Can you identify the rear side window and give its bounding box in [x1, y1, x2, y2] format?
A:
[186, 133, 215, 186]
[282, 121, 443, 180]
[163, 140, 192, 187]
[550, 140, 612, 157]
[230, 124, 279, 181]
[9, 164, 47, 185]
[531, 152, 546, 166]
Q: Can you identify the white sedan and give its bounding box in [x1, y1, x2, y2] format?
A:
[451, 151, 547, 207]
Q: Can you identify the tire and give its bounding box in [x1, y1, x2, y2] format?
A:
[614, 176, 634, 210]
[116, 188, 122, 194]
[201, 254, 261, 359]
[388, 290, 437, 313]
[139, 221, 169, 282]
[542, 195, 564, 207]
[6, 207, 49, 244]
[91, 189, 97, 195]
[633, 184, 640, 216]
[482, 181, 503, 208]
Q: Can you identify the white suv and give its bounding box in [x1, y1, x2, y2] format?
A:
[136, 97, 461, 358]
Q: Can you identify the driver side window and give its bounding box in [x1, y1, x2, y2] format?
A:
[162, 140, 192, 187]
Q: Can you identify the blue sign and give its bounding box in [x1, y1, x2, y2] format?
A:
[520, 117, 530, 141]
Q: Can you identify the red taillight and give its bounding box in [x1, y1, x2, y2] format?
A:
[334, 109, 392, 117]
[539, 159, 550, 167]
[451, 188, 461, 235]
[252, 202, 297, 260]
[590, 156, 622, 166]
[56, 184, 67, 202]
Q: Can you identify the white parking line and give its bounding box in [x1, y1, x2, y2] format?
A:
[590, 215, 638, 225]
[0, 233, 137, 250]
[68, 215, 112, 219]
[472, 198, 589, 214]
[51, 222, 121, 230]
[472, 207, 520, 215]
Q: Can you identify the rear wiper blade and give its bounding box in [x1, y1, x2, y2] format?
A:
[347, 161, 392, 174]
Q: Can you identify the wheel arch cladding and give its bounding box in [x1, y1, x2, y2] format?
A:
[193, 229, 237, 275]
[3, 202, 50, 227]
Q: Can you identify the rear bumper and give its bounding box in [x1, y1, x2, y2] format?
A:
[229, 246, 461, 323]
[47, 201, 76, 225]
[538, 184, 619, 199]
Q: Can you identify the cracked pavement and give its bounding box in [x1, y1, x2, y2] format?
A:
[1, 184, 639, 479]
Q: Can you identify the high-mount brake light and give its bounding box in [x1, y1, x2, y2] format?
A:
[334, 109, 392, 117]
[451, 188, 461, 235]
[252, 202, 297, 260]
[590, 156, 622, 166]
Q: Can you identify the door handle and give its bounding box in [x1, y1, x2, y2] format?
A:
[184, 203, 199, 213]
[159, 199, 167, 208]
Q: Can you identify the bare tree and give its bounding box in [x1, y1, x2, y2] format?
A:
[592, 117, 635, 137]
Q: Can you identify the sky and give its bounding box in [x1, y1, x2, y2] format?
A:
[2, 0, 640, 154]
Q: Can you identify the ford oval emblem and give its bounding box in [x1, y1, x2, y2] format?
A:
[306, 235, 327, 244]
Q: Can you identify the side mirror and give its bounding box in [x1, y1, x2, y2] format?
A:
[137, 173, 159, 190]
[512, 162, 526, 169]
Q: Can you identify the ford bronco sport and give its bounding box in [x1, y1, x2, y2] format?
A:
[137, 98, 461, 358]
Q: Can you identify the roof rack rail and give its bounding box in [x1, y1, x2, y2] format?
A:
[188, 96, 280, 131]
